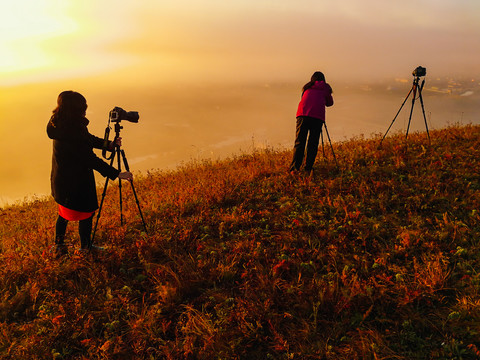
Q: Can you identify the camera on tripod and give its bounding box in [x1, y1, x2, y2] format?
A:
[381, 65, 430, 145]
[102, 107, 140, 159]
[412, 66, 426, 77]
[93, 105, 148, 244]
[109, 106, 139, 123]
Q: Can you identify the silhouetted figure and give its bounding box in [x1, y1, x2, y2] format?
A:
[290, 71, 334, 173]
[47, 91, 132, 254]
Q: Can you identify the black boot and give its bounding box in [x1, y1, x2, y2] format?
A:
[54, 216, 69, 255]
[79, 215, 103, 251]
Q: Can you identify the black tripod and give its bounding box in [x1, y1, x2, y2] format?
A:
[91, 122, 148, 247]
[381, 73, 430, 146]
[320, 121, 339, 168]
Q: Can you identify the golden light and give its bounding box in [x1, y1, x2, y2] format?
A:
[0, 0, 139, 86]
[0, 0, 77, 75]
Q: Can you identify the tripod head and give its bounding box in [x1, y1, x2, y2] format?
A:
[113, 122, 123, 140]
[412, 76, 426, 93]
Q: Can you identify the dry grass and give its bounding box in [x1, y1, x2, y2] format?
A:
[1, 124, 480, 359]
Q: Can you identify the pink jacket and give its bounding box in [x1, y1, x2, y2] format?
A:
[296, 81, 334, 121]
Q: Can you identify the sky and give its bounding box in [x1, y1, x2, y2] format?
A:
[1, 0, 479, 87]
[1, 0, 479, 206]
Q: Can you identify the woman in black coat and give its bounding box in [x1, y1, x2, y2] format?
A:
[47, 91, 132, 253]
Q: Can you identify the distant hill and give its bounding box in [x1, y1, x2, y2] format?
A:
[1, 125, 480, 359]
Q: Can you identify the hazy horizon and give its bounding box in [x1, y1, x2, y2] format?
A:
[2, 77, 479, 208]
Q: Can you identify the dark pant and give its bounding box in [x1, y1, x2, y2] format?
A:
[290, 116, 324, 171]
[55, 215, 94, 249]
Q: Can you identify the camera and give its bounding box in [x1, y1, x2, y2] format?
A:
[412, 66, 426, 77]
[109, 106, 139, 123]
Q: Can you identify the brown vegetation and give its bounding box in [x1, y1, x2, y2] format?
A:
[1, 125, 480, 359]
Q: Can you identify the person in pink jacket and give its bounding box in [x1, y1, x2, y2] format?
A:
[290, 71, 334, 173]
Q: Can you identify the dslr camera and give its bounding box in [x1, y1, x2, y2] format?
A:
[412, 66, 426, 77]
[109, 106, 139, 123]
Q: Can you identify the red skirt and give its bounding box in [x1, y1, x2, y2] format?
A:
[58, 205, 94, 221]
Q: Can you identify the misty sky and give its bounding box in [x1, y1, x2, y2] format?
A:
[1, 0, 479, 86]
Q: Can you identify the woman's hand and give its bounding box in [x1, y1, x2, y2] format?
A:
[109, 137, 122, 150]
[118, 171, 133, 181]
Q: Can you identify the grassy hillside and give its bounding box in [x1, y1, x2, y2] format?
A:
[1, 125, 480, 359]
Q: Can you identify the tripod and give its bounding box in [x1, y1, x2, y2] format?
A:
[320, 121, 339, 168]
[91, 122, 148, 247]
[381, 75, 430, 146]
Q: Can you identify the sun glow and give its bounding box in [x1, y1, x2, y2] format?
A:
[0, 1, 77, 74]
[0, 0, 139, 86]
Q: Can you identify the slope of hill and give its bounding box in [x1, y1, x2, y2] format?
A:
[1, 125, 480, 359]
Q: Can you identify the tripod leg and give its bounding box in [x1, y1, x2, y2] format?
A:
[321, 128, 326, 158]
[417, 86, 431, 144]
[120, 149, 148, 234]
[116, 147, 124, 226]
[323, 122, 339, 168]
[91, 151, 116, 246]
[405, 83, 418, 139]
[381, 85, 414, 145]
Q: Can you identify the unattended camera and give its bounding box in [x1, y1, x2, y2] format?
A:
[412, 66, 426, 77]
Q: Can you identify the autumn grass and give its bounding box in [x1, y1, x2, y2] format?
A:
[1, 124, 480, 359]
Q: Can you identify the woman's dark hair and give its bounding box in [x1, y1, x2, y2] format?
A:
[302, 71, 326, 93]
[51, 91, 87, 126]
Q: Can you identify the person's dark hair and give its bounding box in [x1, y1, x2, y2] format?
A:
[51, 91, 87, 126]
[302, 71, 326, 93]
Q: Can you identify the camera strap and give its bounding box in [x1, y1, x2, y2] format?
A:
[102, 125, 114, 160]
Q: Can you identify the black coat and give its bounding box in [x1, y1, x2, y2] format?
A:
[47, 116, 119, 212]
